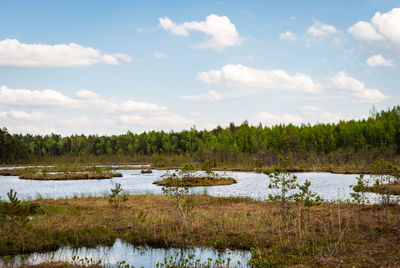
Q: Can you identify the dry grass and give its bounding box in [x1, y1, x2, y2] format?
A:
[0, 195, 399, 266]
[18, 172, 122, 181]
[15, 262, 101, 268]
[363, 182, 400, 195]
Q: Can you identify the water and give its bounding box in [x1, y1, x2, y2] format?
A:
[0, 167, 378, 202]
[0, 239, 250, 267]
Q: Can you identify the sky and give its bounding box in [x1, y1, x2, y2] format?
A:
[0, 0, 400, 136]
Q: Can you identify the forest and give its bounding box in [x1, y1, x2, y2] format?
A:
[1, 106, 400, 167]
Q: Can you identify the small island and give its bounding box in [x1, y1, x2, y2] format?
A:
[0, 165, 123, 180]
[153, 162, 237, 187]
[360, 182, 400, 196]
[153, 176, 236, 187]
[19, 172, 122, 181]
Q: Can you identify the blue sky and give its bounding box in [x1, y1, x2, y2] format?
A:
[0, 0, 399, 135]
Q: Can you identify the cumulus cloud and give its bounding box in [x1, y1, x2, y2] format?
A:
[348, 8, 400, 56]
[180, 90, 222, 101]
[301, 105, 354, 123]
[0, 86, 195, 134]
[254, 112, 304, 125]
[0, 110, 48, 121]
[279, 31, 297, 41]
[0, 85, 167, 113]
[348, 21, 383, 41]
[197, 64, 322, 93]
[307, 21, 341, 37]
[119, 114, 195, 128]
[366, 54, 393, 67]
[159, 14, 242, 51]
[153, 51, 168, 59]
[0, 85, 77, 107]
[328, 72, 387, 103]
[75, 90, 101, 100]
[0, 39, 131, 67]
[118, 100, 167, 113]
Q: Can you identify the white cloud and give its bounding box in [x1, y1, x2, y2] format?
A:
[75, 90, 101, 100]
[119, 114, 195, 129]
[0, 86, 195, 134]
[0, 85, 167, 113]
[348, 8, 400, 56]
[366, 54, 393, 67]
[60, 116, 90, 127]
[348, 21, 383, 41]
[254, 112, 304, 125]
[159, 14, 242, 51]
[0, 110, 48, 121]
[307, 21, 341, 37]
[118, 100, 167, 113]
[198, 64, 322, 93]
[328, 72, 387, 103]
[290, 16, 296, 21]
[0, 39, 131, 67]
[153, 51, 168, 59]
[180, 90, 222, 101]
[301, 105, 354, 123]
[0, 85, 77, 107]
[6, 125, 56, 135]
[279, 31, 297, 41]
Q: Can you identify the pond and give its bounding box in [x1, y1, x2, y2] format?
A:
[0, 239, 250, 268]
[0, 167, 378, 202]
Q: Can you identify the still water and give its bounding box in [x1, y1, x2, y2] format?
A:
[0, 239, 250, 267]
[0, 167, 374, 202]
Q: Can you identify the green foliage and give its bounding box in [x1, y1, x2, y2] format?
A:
[248, 247, 280, 267]
[350, 174, 368, 206]
[265, 157, 297, 214]
[180, 163, 195, 177]
[0, 189, 40, 231]
[369, 159, 399, 208]
[71, 255, 102, 266]
[109, 182, 128, 206]
[155, 254, 235, 268]
[1, 106, 400, 167]
[201, 160, 213, 176]
[294, 180, 323, 207]
[161, 172, 190, 224]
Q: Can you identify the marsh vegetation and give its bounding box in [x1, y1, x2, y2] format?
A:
[0, 107, 399, 266]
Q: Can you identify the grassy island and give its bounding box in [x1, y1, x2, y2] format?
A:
[0, 165, 124, 180]
[153, 176, 236, 187]
[18, 172, 122, 181]
[360, 182, 400, 195]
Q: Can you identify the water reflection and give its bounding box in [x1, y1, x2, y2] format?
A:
[1, 239, 250, 267]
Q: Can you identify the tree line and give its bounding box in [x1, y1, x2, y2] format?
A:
[1, 106, 400, 166]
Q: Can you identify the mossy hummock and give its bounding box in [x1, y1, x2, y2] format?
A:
[153, 176, 237, 187]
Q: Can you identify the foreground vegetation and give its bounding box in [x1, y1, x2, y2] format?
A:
[0, 194, 399, 266]
[1, 106, 400, 172]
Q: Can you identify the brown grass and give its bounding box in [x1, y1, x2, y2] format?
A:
[14, 262, 101, 268]
[363, 182, 400, 195]
[0, 195, 399, 266]
[18, 172, 122, 181]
